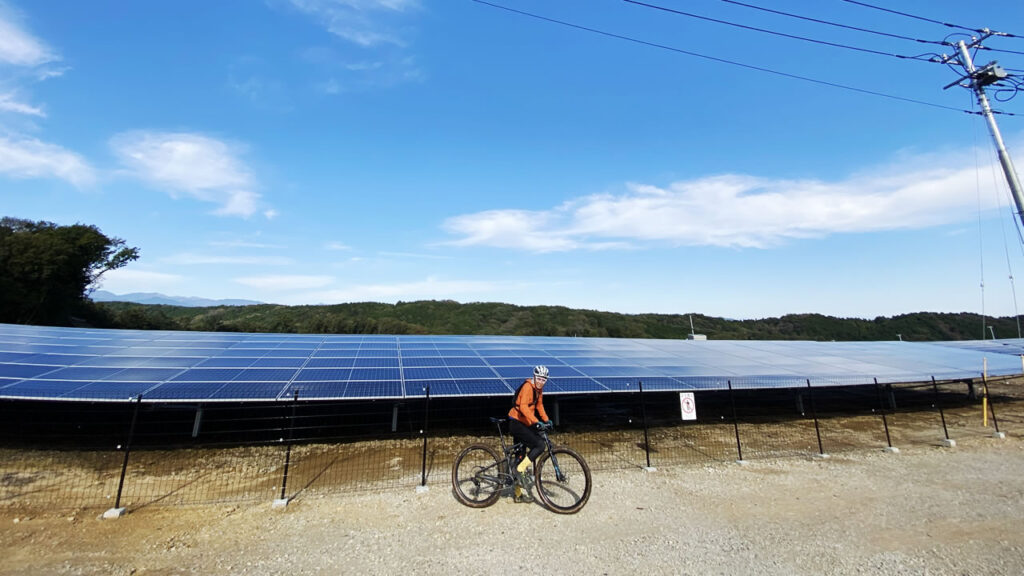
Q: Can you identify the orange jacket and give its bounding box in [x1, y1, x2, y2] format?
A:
[508, 379, 549, 426]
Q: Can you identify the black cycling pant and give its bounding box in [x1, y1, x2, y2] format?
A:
[509, 418, 545, 463]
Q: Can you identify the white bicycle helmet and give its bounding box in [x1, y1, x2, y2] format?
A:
[533, 365, 549, 379]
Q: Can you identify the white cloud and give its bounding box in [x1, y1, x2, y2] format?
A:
[162, 252, 294, 266]
[209, 240, 279, 249]
[443, 209, 582, 252]
[235, 275, 334, 291]
[443, 154, 1007, 252]
[325, 241, 352, 251]
[377, 251, 452, 260]
[111, 131, 271, 218]
[303, 276, 496, 303]
[288, 0, 420, 47]
[0, 135, 95, 186]
[34, 66, 67, 81]
[0, 5, 58, 67]
[0, 6, 79, 191]
[0, 92, 44, 116]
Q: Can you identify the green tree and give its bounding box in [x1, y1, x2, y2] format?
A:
[0, 217, 139, 325]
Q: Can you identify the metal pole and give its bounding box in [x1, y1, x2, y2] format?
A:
[279, 389, 299, 501]
[874, 378, 894, 449]
[727, 380, 744, 462]
[931, 377, 951, 441]
[955, 40, 1024, 229]
[806, 380, 826, 457]
[638, 380, 652, 469]
[114, 394, 143, 510]
[420, 384, 430, 487]
[982, 374, 1002, 434]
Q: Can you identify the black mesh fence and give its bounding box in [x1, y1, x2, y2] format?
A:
[2, 376, 1021, 512]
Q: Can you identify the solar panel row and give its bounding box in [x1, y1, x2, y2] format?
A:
[0, 324, 1019, 403]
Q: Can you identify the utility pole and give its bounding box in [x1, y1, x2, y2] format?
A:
[943, 36, 1024, 230]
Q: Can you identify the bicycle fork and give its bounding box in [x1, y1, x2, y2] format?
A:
[547, 452, 568, 483]
[542, 434, 568, 483]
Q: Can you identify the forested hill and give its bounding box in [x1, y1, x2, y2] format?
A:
[91, 300, 1022, 342]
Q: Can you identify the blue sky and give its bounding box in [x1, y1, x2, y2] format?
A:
[2, 0, 1023, 322]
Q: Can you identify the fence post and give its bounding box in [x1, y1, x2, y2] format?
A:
[931, 377, 955, 447]
[105, 394, 142, 519]
[806, 380, 828, 459]
[274, 389, 300, 508]
[727, 380, 745, 464]
[981, 374, 1005, 439]
[874, 378, 898, 453]
[418, 384, 431, 492]
[638, 380, 654, 471]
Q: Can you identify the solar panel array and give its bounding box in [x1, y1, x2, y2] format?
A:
[0, 323, 1019, 403]
[933, 338, 1024, 357]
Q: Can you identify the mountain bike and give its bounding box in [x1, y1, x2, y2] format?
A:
[451, 417, 592, 514]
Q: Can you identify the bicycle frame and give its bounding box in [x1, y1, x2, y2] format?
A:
[487, 418, 527, 486]
[498, 418, 570, 483]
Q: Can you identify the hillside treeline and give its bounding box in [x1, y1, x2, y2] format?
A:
[90, 300, 1023, 342]
[8, 216, 1018, 342]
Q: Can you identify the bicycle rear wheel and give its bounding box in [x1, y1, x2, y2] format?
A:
[452, 444, 503, 508]
[534, 447, 592, 514]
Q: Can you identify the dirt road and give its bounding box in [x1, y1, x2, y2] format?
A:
[2, 431, 1023, 575]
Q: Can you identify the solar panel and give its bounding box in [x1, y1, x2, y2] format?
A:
[0, 323, 1020, 403]
[289, 380, 348, 400]
[295, 368, 353, 381]
[403, 357, 447, 368]
[195, 357, 255, 368]
[305, 358, 356, 368]
[0, 364, 61, 378]
[345, 381, 402, 399]
[352, 357, 399, 368]
[248, 357, 306, 368]
[405, 379, 462, 396]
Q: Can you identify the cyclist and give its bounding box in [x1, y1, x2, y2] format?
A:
[508, 365, 553, 502]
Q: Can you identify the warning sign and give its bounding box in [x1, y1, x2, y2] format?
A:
[679, 392, 697, 421]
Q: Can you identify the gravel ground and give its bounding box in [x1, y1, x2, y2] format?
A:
[2, 432, 1023, 575]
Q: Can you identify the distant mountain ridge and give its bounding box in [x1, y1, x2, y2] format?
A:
[91, 290, 261, 308]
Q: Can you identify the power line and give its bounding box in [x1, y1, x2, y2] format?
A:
[623, 0, 941, 63]
[706, 0, 949, 48]
[471, 0, 977, 115]
[838, 0, 1022, 40]
[980, 45, 1024, 57]
[716, 0, 1024, 58]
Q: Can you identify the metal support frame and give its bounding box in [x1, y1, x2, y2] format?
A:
[806, 380, 828, 459]
[192, 406, 204, 438]
[931, 377, 955, 447]
[874, 378, 897, 452]
[111, 394, 143, 514]
[727, 380, 745, 464]
[419, 385, 431, 490]
[638, 380, 653, 470]
[276, 389, 300, 506]
[981, 374, 1005, 438]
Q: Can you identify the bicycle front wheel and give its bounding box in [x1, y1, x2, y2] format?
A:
[452, 444, 503, 508]
[534, 447, 592, 514]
